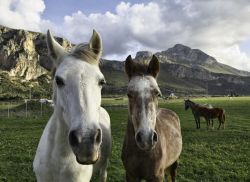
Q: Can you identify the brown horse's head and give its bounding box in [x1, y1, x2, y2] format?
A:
[125, 55, 161, 151]
[184, 99, 190, 110]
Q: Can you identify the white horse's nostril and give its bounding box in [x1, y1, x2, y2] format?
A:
[95, 128, 102, 145]
[69, 130, 81, 147]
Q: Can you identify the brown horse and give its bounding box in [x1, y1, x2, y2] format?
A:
[121, 55, 182, 182]
[184, 99, 225, 129]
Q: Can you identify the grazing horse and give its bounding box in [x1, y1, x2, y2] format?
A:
[33, 30, 111, 182]
[122, 55, 182, 182]
[184, 99, 225, 129]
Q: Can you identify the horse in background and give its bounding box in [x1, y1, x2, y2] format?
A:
[122, 55, 182, 182]
[184, 99, 225, 129]
[33, 30, 111, 182]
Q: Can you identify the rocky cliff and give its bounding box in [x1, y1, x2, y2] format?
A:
[0, 25, 71, 80]
[1, 25, 250, 99]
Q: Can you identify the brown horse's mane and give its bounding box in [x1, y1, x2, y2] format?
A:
[127, 60, 151, 77]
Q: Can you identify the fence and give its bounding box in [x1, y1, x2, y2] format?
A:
[0, 100, 53, 118]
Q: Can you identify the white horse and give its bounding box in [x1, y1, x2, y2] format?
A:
[33, 30, 111, 182]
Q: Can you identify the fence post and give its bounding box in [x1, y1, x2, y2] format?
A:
[8, 102, 10, 118]
[25, 100, 28, 118]
[40, 102, 43, 116]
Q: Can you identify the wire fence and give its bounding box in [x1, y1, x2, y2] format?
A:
[0, 100, 53, 118]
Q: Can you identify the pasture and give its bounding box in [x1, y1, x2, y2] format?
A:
[0, 97, 250, 181]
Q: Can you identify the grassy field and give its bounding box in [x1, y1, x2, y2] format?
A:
[0, 97, 250, 181]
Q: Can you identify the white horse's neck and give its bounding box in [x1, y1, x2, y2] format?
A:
[48, 106, 75, 160]
[35, 108, 93, 181]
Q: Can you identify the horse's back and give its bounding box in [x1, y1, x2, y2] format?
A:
[157, 108, 181, 132]
[156, 108, 182, 166]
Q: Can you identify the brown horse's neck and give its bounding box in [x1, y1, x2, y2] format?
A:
[188, 101, 197, 111]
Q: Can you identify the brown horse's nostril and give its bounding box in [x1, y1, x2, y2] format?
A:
[152, 131, 158, 143]
[94, 128, 102, 145]
[135, 131, 142, 144]
[69, 130, 81, 147]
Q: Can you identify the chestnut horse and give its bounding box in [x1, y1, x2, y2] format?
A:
[122, 55, 182, 182]
[184, 99, 225, 129]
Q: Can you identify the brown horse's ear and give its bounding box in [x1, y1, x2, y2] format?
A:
[148, 55, 159, 78]
[125, 55, 133, 79]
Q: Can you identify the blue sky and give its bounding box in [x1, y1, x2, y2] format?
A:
[0, 0, 250, 71]
[43, 0, 150, 23]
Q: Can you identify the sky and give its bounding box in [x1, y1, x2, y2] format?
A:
[0, 0, 250, 71]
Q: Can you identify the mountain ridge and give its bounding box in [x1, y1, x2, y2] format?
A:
[1, 25, 250, 99]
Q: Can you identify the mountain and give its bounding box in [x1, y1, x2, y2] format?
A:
[1, 25, 250, 99]
[101, 45, 250, 96]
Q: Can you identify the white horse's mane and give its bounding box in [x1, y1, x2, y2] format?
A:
[69, 43, 101, 65]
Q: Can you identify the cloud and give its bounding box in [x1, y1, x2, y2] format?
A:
[213, 45, 250, 71]
[0, 0, 46, 31]
[0, 0, 250, 71]
[56, 0, 250, 71]
[61, 2, 165, 58]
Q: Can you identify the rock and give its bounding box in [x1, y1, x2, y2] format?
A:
[135, 51, 153, 61]
[0, 26, 71, 80]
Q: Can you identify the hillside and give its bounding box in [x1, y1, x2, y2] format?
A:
[1, 25, 250, 99]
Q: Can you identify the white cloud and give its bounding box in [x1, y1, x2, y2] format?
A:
[212, 45, 250, 71]
[0, 0, 250, 71]
[0, 0, 46, 31]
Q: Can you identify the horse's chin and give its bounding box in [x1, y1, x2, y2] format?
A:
[76, 157, 98, 165]
[75, 152, 100, 165]
[136, 142, 155, 152]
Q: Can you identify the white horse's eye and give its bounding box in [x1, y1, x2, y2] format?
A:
[99, 79, 106, 86]
[55, 76, 65, 87]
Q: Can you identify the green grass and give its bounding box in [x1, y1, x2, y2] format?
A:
[0, 97, 250, 181]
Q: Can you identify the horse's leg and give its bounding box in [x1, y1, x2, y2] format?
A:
[197, 117, 201, 129]
[206, 118, 209, 130]
[126, 172, 140, 182]
[194, 115, 199, 129]
[211, 120, 214, 129]
[170, 161, 178, 182]
[218, 118, 221, 130]
[99, 159, 108, 182]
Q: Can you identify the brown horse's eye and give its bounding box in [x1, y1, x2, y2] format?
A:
[55, 76, 65, 87]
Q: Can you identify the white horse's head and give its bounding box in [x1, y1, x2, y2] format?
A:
[47, 30, 105, 164]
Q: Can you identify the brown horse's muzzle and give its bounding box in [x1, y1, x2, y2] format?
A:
[135, 129, 158, 151]
[69, 128, 102, 165]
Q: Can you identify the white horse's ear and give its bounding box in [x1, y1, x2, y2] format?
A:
[89, 29, 102, 60]
[47, 30, 65, 66]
